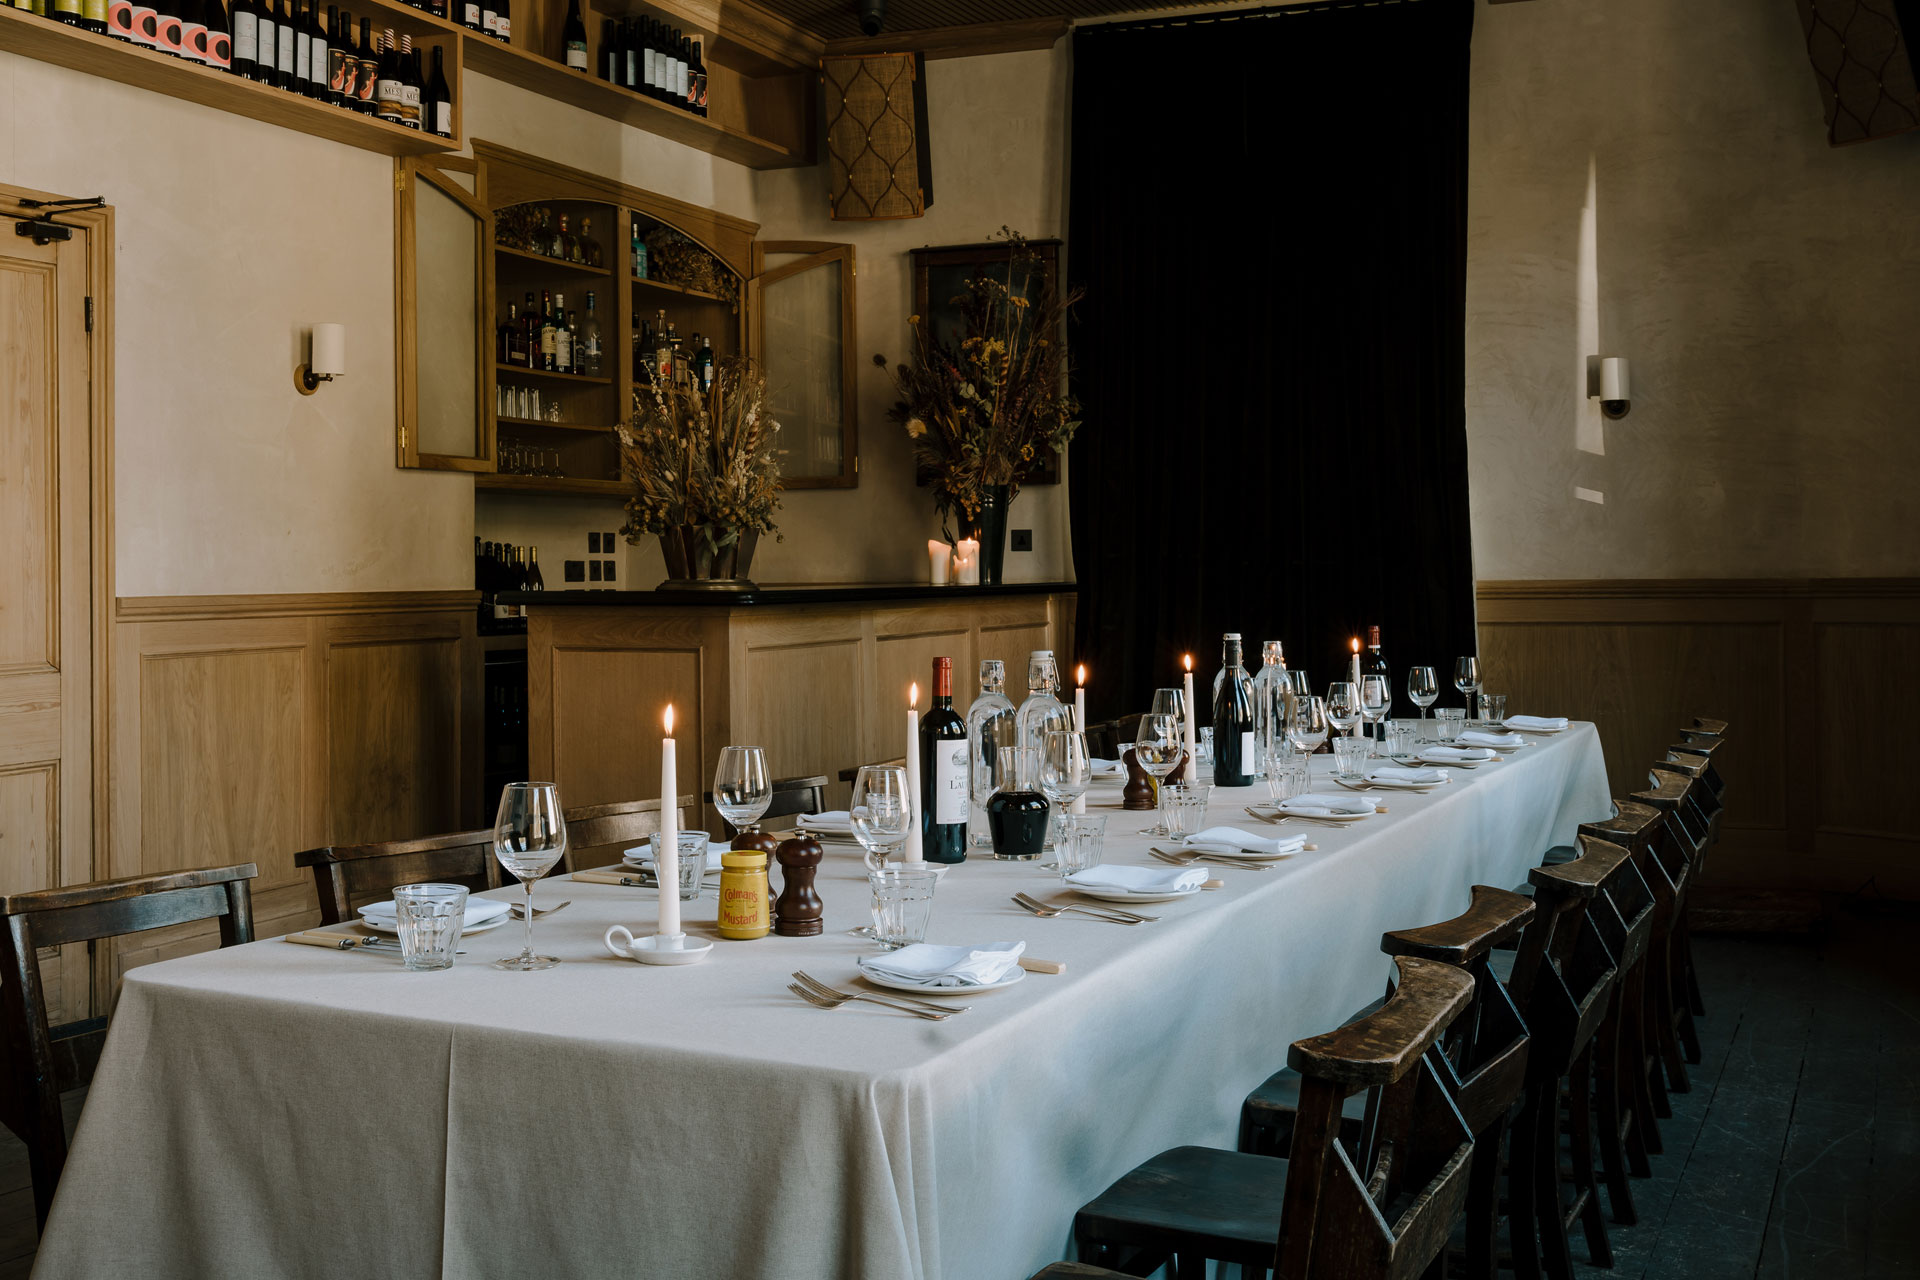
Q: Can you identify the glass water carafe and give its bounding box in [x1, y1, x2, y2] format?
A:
[987, 745, 1049, 861]
[966, 660, 1018, 849]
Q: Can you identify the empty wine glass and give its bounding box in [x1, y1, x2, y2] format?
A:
[1149, 686, 1187, 746]
[492, 781, 567, 971]
[1359, 674, 1392, 757]
[850, 764, 913, 872]
[1408, 666, 1440, 736]
[1133, 712, 1184, 836]
[1039, 729, 1093, 860]
[713, 745, 772, 837]
[1325, 681, 1362, 738]
[1454, 657, 1482, 724]
[1287, 695, 1329, 758]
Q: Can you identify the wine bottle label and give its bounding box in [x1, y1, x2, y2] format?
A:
[554, 330, 572, 369]
[327, 46, 345, 92]
[207, 30, 230, 67]
[156, 14, 183, 53]
[1239, 731, 1256, 771]
[376, 76, 402, 121]
[294, 30, 309, 77]
[110, 0, 137, 41]
[481, 9, 495, 35]
[934, 738, 968, 825]
[54, 0, 81, 16]
[565, 39, 586, 69]
[642, 48, 655, 88]
[309, 38, 326, 87]
[277, 26, 294, 73]
[356, 58, 377, 101]
[494, 15, 507, 39]
[434, 101, 451, 136]
[253, 16, 272, 59]
[231, 9, 254, 59]
[460, 0, 476, 24]
[179, 19, 206, 59]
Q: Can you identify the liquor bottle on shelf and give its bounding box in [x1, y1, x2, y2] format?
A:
[557, 214, 576, 263]
[247, 0, 271, 72]
[374, 30, 404, 124]
[599, 18, 617, 82]
[553, 295, 572, 373]
[427, 45, 452, 138]
[579, 292, 602, 377]
[492, 0, 508, 43]
[579, 217, 601, 267]
[920, 656, 970, 864]
[539, 291, 557, 371]
[456, 0, 477, 34]
[691, 37, 707, 116]
[561, 0, 586, 70]
[1211, 633, 1256, 787]
[274, 0, 296, 92]
[521, 291, 537, 359]
[692, 335, 713, 391]
[403, 37, 424, 129]
[174, 0, 204, 61]
[632, 224, 648, 279]
[966, 659, 1017, 849]
[526, 547, 546, 592]
[498, 303, 519, 366]
[326, 6, 346, 104]
[1361, 625, 1390, 737]
[155, 0, 184, 57]
[231, 0, 256, 74]
[352, 16, 377, 114]
[652, 309, 671, 381]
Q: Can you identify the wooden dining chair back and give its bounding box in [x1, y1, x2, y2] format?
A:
[836, 757, 905, 784]
[1668, 734, 1727, 796]
[1628, 769, 1708, 1082]
[1689, 716, 1729, 736]
[1081, 719, 1120, 759]
[1657, 754, 1723, 838]
[296, 830, 506, 926]
[1578, 834, 1661, 1224]
[565, 795, 691, 868]
[0, 863, 259, 1227]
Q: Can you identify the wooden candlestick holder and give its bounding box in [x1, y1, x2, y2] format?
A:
[774, 834, 824, 937]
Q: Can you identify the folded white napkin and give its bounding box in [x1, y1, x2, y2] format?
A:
[1504, 715, 1569, 732]
[859, 940, 1027, 988]
[1088, 758, 1125, 776]
[359, 896, 511, 925]
[1186, 825, 1307, 855]
[1279, 793, 1381, 817]
[796, 811, 854, 834]
[1422, 746, 1497, 762]
[1366, 766, 1449, 785]
[623, 845, 724, 871]
[1066, 864, 1207, 894]
[1459, 729, 1525, 748]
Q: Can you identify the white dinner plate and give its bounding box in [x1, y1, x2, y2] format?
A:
[857, 964, 1026, 995]
[1403, 752, 1489, 769]
[1258, 802, 1377, 822]
[1074, 885, 1203, 904]
[1502, 720, 1566, 734]
[356, 913, 511, 937]
[1461, 738, 1530, 752]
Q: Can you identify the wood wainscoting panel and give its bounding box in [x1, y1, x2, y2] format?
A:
[550, 647, 704, 810]
[734, 621, 865, 801]
[327, 635, 467, 846]
[1477, 579, 1920, 896]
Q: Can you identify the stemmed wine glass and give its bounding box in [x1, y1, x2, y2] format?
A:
[1359, 674, 1392, 756]
[849, 764, 914, 872]
[1408, 666, 1440, 739]
[1325, 681, 1362, 740]
[492, 782, 568, 971]
[1150, 687, 1187, 752]
[1454, 657, 1482, 725]
[1133, 712, 1184, 836]
[713, 745, 772, 838]
[1039, 729, 1093, 862]
[1287, 695, 1329, 758]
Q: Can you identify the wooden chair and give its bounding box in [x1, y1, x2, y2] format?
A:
[1632, 768, 1709, 1070]
[837, 757, 905, 784]
[1689, 716, 1729, 736]
[1577, 835, 1660, 1228]
[565, 795, 691, 868]
[1578, 801, 1671, 1154]
[1067, 957, 1477, 1279]
[703, 775, 829, 837]
[1666, 736, 1726, 803]
[0, 863, 259, 1227]
[1239, 886, 1535, 1280]
[296, 829, 508, 926]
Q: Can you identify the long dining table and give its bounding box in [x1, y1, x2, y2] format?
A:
[32, 724, 1611, 1280]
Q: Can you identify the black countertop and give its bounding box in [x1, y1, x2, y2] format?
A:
[498, 581, 1077, 608]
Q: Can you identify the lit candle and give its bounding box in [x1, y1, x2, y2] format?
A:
[658, 704, 681, 942]
[904, 682, 924, 864]
[1349, 638, 1362, 738]
[1182, 654, 1198, 779]
[1073, 664, 1088, 814]
[928, 539, 951, 586]
[955, 539, 980, 586]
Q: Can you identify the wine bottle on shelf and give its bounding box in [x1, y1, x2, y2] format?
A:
[288, 0, 309, 93]
[620, 19, 636, 88]
[920, 656, 971, 864]
[231, 0, 256, 74]
[561, 0, 586, 70]
[309, 2, 330, 99]
[175, 0, 205, 60]
[642, 18, 659, 99]
[326, 6, 346, 105]
[578, 216, 600, 267]
[352, 15, 377, 113]
[691, 37, 707, 116]
[1212, 633, 1257, 787]
[599, 18, 616, 82]
[563, 305, 581, 376]
[82, 0, 108, 34]
[427, 44, 452, 137]
[539, 290, 557, 371]
[496, 303, 515, 366]
[202, 0, 232, 68]
[374, 29, 404, 124]
[527, 547, 546, 592]
[491, 0, 507, 43]
[693, 335, 713, 391]
[155, 0, 184, 58]
[51, 0, 84, 28]
[552, 295, 572, 374]
[246, 0, 271, 69]
[579, 291, 601, 376]
[274, 0, 296, 91]
[400, 36, 422, 129]
[477, 0, 493, 37]
[675, 32, 690, 109]
[456, 0, 477, 34]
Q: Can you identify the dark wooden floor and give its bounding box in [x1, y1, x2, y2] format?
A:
[0, 912, 1912, 1278]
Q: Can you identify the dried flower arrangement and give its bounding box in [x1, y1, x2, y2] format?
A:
[641, 225, 742, 311]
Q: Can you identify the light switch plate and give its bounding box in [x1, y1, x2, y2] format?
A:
[1011, 529, 1033, 552]
[563, 560, 585, 582]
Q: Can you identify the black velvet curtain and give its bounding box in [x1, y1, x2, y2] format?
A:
[1067, 0, 1478, 720]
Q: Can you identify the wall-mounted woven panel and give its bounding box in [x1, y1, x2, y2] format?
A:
[822, 53, 926, 220]
[1793, 0, 1920, 145]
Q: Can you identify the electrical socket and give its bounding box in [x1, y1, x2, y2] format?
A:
[563, 560, 585, 582]
[1010, 529, 1033, 552]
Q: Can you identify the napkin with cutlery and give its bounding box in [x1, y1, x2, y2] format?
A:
[1458, 729, 1526, 749]
[1503, 715, 1569, 732]
[358, 897, 511, 927]
[796, 811, 854, 836]
[1421, 746, 1498, 763]
[859, 940, 1027, 988]
[1366, 766, 1449, 785]
[1066, 864, 1208, 894]
[1185, 825, 1308, 855]
[1278, 793, 1382, 817]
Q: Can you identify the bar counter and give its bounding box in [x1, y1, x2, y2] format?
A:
[503, 582, 1077, 823]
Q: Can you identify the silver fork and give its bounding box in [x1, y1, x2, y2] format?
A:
[786, 982, 952, 1020]
[792, 971, 969, 1015]
[1244, 806, 1349, 828]
[511, 899, 572, 918]
[1011, 893, 1156, 924]
[1149, 847, 1273, 871]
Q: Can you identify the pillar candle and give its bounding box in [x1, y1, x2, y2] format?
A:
[657, 705, 681, 941]
[928, 540, 951, 586]
[1073, 665, 1088, 815]
[955, 540, 980, 586]
[904, 682, 924, 864]
[1182, 656, 1198, 777]
[1349, 640, 1362, 738]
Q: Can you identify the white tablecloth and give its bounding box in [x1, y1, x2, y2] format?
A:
[32, 725, 1609, 1280]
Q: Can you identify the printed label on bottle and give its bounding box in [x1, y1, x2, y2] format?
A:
[327, 47, 345, 92]
[934, 738, 969, 825]
[494, 15, 508, 39]
[128, 0, 159, 44]
[309, 39, 326, 87]
[642, 48, 655, 88]
[1240, 732, 1256, 772]
[460, 0, 476, 24]
[179, 20, 206, 60]
[110, 0, 138, 41]
[554, 330, 572, 370]
[434, 102, 451, 135]
[156, 13, 183, 52]
[565, 39, 586, 69]
[481, 9, 495, 35]
[82, 0, 107, 25]
[376, 77, 403, 120]
[277, 26, 294, 73]
[356, 60, 377, 101]
[293, 31, 309, 80]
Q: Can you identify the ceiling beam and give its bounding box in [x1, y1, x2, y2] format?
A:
[822, 16, 1070, 60]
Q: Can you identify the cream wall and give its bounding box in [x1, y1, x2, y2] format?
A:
[1465, 0, 1920, 581]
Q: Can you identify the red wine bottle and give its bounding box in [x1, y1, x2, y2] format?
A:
[1211, 633, 1256, 787]
[1362, 625, 1390, 737]
[920, 657, 970, 864]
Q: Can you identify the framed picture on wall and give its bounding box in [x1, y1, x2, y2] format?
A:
[908, 238, 1064, 486]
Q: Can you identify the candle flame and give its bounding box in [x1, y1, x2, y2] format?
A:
[1183, 654, 1193, 672]
[1076, 663, 1087, 686]
[910, 681, 919, 709]
[664, 704, 675, 735]
[1350, 638, 1360, 654]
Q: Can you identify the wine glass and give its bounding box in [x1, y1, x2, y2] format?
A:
[1454, 657, 1482, 724]
[1039, 729, 1093, 860]
[1287, 695, 1329, 758]
[1408, 666, 1440, 737]
[1133, 712, 1184, 835]
[850, 764, 913, 872]
[1359, 674, 1392, 757]
[713, 745, 772, 837]
[1149, 686, 1187, 744]
[492, 782, 568, 971]
[1325, 681, 1362, 739]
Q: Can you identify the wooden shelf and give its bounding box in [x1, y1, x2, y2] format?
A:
[496, 416, 612, 433]
[476, 474, 629, 496]
[494, 244, 612, 276]
[631, 275, 732, 303]
[493, 363, 613, 385]
[0, 5, 457, 156]
[462, 36, 806, 170]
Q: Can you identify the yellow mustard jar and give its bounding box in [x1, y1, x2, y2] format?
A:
[717, 851, 771, 940]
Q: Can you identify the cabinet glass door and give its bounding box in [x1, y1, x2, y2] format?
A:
[751, 242, 857, 489]
[397, 157, 493, 471]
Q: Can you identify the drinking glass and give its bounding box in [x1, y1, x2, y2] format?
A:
[713, 745, 772, 837]
[1454, 657, 1482, 724]
[1039, 729, 1093, 857]
[1163, 782, 1212, 838]
[1133, 712, 1184, 835]
[1056, 813, 1108, 878]
[1287, 695, 1329, 758]
[850, 764, 914, 871]
[492, 782, 567, 971]
[1265, 750, 1310, 802]
[1481, 694, 1508, 725]
[1333, 737, 1371, 780]
[1359, 674, 1392, 756]
[1435, 708, 1466, 742]
[1408, 667, 1439, 736]
[1325, 681, 1362, 736]
[392, 883, 468, 972]
[1385, 719, 1420, 756]
[868, 867, 938, 950]
[649, 831, 710, 899]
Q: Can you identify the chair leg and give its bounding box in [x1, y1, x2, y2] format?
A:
[1623, 966, 1661, 1164]
[1465, 1113, 1508, 1280]
[1535, 1078, 1576, 1280]
[1592, 1003, 1639, 1224]
[1672, 925, 1704, 1063]
[1507, 1086, 1545, 1280]
[1567, 1052, 1615, 1268]
[1652, 959, 1692, 1095]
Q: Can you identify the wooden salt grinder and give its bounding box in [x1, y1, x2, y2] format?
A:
[774, 834, 824, 937]
[1122, 748, 1155, 811]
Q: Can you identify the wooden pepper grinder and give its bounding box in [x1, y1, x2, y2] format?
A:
[774, 834, 824, 937]
[1122, 748, 1155, 811]
[732, 830, 782, 918]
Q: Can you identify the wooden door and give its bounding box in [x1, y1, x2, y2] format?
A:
[0, 203, 98, 1025]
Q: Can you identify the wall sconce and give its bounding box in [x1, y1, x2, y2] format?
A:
[1592, 356, 1630, 419]
[296, 323, 346, 395]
